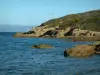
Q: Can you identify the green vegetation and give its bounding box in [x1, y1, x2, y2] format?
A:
[42, 10, 100, 31]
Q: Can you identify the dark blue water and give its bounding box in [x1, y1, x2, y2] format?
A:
[0, 32, 100, 75]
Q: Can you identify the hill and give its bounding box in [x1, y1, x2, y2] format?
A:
[14, 9, 100, 40]
[43, 9, 100, 31]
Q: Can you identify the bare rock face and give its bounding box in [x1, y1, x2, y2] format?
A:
[40, 30, 58, 37]
[56, 30, 65, 38]
[14, 26, 73, 38]
[14, 26, 56, 37]
[64, 44, 96, 57]
[32, 26, 72, 38]
[88, 31, 100, 37]
[73, 29, 89, 36]
[73, 29, 100, 37]
[56, 27, 72, 38]
[31, 26, 55, 36]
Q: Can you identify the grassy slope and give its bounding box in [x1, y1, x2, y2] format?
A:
[42, 10, 100, 31]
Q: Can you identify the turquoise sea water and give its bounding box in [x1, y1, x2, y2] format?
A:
[0, 32, 100, 75]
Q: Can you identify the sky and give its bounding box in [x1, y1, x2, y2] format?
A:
[0, 0, 100, 26]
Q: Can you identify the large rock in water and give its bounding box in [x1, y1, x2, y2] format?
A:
[64, 44, 96, 57]
[32, 44, 53, 49]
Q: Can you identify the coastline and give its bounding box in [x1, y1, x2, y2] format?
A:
[13, 33, 100, 41]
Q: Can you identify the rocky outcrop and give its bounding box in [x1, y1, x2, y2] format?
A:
[14, 26, 56, 37]
[64, 44, 100, 57]
[73, 29, 100, 37]
[13, 32, 37, 37]
[14, 25, 100, 39]
[40, 30, 58, 37]
[56, 30, 65, 38]
[32, 44, 53, 49]
[31, 26, 56, 36]
[14, 26, 73, 38]
[56, 27, 73, 38]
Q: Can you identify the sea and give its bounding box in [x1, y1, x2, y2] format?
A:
[0, 32, 100, 75]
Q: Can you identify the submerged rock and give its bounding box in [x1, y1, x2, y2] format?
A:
[32, 44, 53, 49]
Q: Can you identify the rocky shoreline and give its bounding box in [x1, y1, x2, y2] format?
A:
[14, 25, 100, 41]
[13, 9, 100, 57]
[14, 26, 100, 57]
[14, 10, 100, 41]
